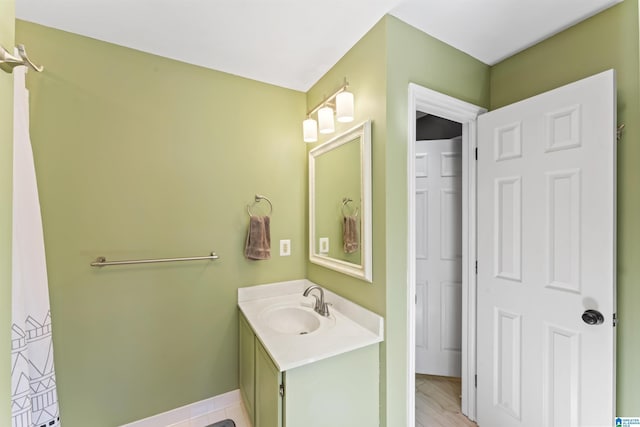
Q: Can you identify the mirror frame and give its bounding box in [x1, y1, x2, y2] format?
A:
[309, 120, 372, 282]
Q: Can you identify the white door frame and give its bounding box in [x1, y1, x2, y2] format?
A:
[406, 83, 486, 424]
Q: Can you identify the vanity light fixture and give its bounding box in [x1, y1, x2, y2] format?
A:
[318, 106, 335, 134]
[303, 78, 354, 142]
[303, 117, 318, 142]
[336, 91, 354, 123]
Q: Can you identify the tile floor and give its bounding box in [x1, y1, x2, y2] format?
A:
[167, 401, 252, 427]
[416, 374, 477, 427]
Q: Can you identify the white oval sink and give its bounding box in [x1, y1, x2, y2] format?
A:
[262, 306, 321, 335]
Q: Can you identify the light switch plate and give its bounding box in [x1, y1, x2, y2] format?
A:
[280, 239, 291, 256]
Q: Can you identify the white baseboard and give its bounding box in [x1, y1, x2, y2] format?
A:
[120, 389, 243, 427]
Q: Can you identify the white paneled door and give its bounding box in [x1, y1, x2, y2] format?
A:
[477, 70, 616, 427]
[415, 137, 463, 377]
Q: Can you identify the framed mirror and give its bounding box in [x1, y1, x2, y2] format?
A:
[309, 120, 372, 282]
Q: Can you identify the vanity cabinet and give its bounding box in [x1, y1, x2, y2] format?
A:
[239, 311, 379, 427]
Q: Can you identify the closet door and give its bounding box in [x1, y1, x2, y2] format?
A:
[415, 137, 463, 377]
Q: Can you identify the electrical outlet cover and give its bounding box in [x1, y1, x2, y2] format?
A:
[279, 239, 291, 256]
[319, 237, 329, 254]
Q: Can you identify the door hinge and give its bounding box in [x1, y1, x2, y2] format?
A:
[613, 313, 618, 327]
[415, 293, 417, 305]
[279, 383, 285, 397]
[475, 261, 478, 275]
[475, 147, 478, 161]
[474, 374, 477, 388]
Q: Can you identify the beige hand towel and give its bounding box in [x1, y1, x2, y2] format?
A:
[343, 215, 359, 254]
[245, 216, 271, 260]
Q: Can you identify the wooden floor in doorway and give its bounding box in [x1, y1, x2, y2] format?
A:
[416, 374, 477, 427]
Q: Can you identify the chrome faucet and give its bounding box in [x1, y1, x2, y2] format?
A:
[303, 285, 330, 317]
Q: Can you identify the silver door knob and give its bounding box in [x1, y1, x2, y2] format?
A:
[582, 309, 604, 325]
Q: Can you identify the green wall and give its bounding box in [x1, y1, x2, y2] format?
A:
[0, 0, 14, 425]
[307, 15, 490, 427]
[16, 21, 306, 427]
[490, 0, 640, 415]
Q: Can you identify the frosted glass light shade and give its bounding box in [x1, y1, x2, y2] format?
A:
[303, 117, 318, 142]
[336, 91, 354, 123]
[318, 106, 335, 134]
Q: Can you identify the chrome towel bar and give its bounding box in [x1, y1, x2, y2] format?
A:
[90, 252, 219, 267]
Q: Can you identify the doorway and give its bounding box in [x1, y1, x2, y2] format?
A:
[414, 116, 463, 378]
[406, 84, 486, 426]
[414, 115, 470, 426]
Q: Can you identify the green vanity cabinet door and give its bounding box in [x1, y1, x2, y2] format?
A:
[255, 339, 282, 427]
[283, 344, 379, 427]
[239, 313, 255, 426]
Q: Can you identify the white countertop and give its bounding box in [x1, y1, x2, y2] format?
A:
[238, 279, 384, 372]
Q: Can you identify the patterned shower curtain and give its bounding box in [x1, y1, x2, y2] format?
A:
[11, 65, 61, 427]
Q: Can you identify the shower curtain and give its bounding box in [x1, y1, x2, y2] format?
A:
[11, 66, 60, 427]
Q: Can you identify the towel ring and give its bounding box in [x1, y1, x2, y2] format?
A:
[342, 197, 359, 217]
[247, 194, 273, 217]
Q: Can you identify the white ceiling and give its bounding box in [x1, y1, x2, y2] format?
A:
[15, 0, 622, 92]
